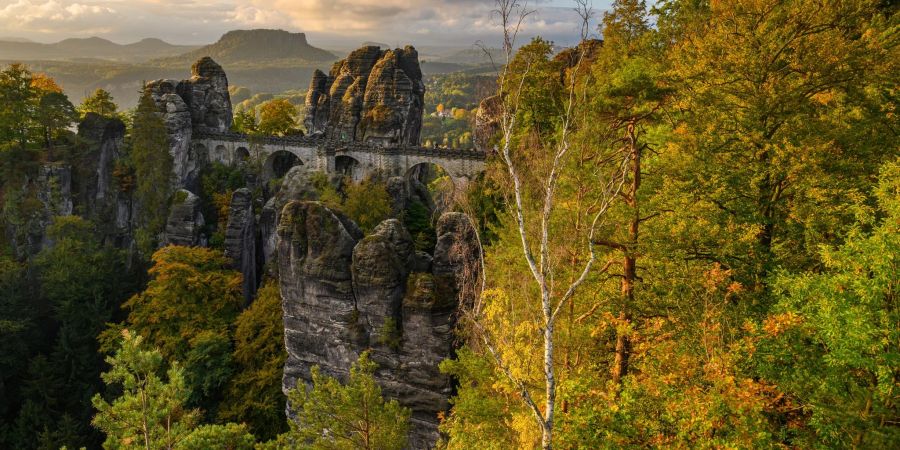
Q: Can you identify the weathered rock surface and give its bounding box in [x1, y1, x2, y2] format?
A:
[277, 201, 364, 390]
[258, 166, 337, 270]
[474, 94, 501, 152]
[224, 188, 257, 304]
[2, 163, 69, 258]
[146, 79, 196, 188]
[259, 197, 278, 271]
[76, 113, 133, 246]
[23, 163, 75, 253]
[385, 176, 409, 216]
[304, 45, 424, 146]
[181, 57, 233, 134]
[146, 57, 231, 188]
[277, 201, 480, 448]
[163, 189, 204, 246]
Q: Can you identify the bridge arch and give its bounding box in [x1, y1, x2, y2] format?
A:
[212, 144, 228, 164]
[235, 146, 250, 162]
[335, 155, 363, 182]
[405, 162, 457, 212]
[192, 143, 208, 163]
[264, 150, 303, 180]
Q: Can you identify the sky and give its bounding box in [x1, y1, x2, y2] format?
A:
[0, 0, 612, 48]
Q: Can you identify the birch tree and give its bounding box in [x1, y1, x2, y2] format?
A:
[463, 1, 631, 447]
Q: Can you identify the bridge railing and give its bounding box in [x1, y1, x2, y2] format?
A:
[194, 132, 487, 161]
[193, 131, 325, 146]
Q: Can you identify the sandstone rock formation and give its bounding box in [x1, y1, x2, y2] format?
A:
[474, 94, 502, 152]
[76, 113, 132, 246]
[258, 166, 346, 270]
[145, 80, 195, 188]
[182, 57, 233, 134]
[224, 188, 257, 304]
[304, 46, 425, 146]
[30, 163, 74, 252]
[276, 201, 480, 448]
[146, 57, 232, 188]
[164, 189, 204, 246]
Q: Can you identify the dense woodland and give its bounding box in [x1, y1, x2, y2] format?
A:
[1, 0, 898, 449]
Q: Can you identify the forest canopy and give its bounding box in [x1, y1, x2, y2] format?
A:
[0, 0, 897, 449]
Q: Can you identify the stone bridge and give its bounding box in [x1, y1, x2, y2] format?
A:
[193, 132, 487, 187]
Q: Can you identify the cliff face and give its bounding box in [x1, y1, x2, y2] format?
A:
[224, 188, 258, 304]
[304, 46, 425, 146]
[163, 189, 204, 247]
[146, 57, 232, 188]
[76, 113, 132, 247]
[5, 112, 135, 258]
[181, 57, 233, 134]
[474, 94, 502, 152]
[276, 201, 480, 448]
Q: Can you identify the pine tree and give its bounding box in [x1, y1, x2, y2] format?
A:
[91, 330, 200, 450]
[78, 88, 118, 119]
[284, 352, 410, 450]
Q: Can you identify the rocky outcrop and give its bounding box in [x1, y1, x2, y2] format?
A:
[75, 113, 133, 246]
[277, 201, 364, 390]
[224, 188, 257, 304]
[76, 113, 126, 205]
[474, 94, 501, 152]
[146, 79, 196, 188]
[163, 189, 204, 246]
[36, 164, 73, 222]
[25, 163, 74, 253]
[181, 57, 233, 134]
[259, 166, 346, 270]
[276, 201, 481, 448]
[553, 38, 603, 75]
[146, 57, 232, 188]
[304, 45, 424, 146]
[2, 162, 73, 258]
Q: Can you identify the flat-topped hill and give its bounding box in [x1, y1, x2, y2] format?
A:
[157, 29, 336, 66]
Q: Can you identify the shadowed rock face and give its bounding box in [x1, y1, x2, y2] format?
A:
[304, 45, 425, 146]
[76, 113, 132, 245]
[224, 188, 257, 304]
[77, 114, 127, 206]
[164, 189, 204, 246]
[145, 81, 195, 188]
[276, 202, 480, 449]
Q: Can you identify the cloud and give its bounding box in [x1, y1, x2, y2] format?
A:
[236, 0, 597, 46]
[0, 0, 116, 24]
[0, 0, 243, 43]
[0, 0, 604, 46]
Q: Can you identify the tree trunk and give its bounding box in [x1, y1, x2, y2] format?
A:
[613, 122, 640, 389]
[543, 317, 555, 450]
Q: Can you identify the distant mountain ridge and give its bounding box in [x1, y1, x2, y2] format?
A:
[0, 37, 34, 43]
[0, 29, 490, 109]
[0, 37, 198, 63]
[157, 29, 336, 66]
